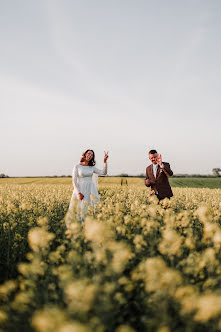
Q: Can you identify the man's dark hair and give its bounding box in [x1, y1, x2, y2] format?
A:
[149, 149, 157, 154]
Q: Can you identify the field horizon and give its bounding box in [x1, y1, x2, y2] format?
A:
[1, 176, 221, 189]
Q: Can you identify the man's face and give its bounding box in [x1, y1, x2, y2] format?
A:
[149, 153, 158, 164]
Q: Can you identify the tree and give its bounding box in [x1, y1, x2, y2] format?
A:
[138, 173, 145, 178]
[119, 173, 128, 177]
[212, 168, 221, 177]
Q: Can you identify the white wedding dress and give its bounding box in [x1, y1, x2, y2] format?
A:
[67, 163, 107, 225]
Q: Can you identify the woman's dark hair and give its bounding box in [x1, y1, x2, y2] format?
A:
[81, 149, 96, 166]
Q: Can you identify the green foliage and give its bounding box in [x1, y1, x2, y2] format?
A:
[212, 168, 221, 177]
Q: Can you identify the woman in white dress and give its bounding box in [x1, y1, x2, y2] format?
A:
[67, 149, 109, 224]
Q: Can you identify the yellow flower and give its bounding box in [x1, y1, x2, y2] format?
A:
[158, 229, 183, 256]
[84, 218, 113, 245]
[194, 294, 221, 322]
[0, 310, 8, 325]
[32, 307, 67, 332]
[65, 280, 96, 312]
[28, 228, 55, 252]
[145, 257, 182, 294]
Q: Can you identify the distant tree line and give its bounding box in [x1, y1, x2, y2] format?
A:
[212, 168, 221, 177]
[111, 168, 221, 178]
[1, 168, 220, 178]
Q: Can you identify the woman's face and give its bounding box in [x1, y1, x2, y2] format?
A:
[85, 150, 93, 161]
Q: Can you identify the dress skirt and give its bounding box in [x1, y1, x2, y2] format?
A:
[71, 176, 100, 204]
[66, 163, 107, 226]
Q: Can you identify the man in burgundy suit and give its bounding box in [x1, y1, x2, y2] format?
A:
[145, 149, 173, 200]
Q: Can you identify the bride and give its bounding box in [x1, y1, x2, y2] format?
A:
[67, 149, 109, 224]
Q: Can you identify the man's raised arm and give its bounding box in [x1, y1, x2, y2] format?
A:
[161, 163, 173, 177]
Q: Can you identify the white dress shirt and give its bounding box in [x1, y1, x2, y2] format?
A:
[152, 163, 165, 178]
[152, 163, 158, 178]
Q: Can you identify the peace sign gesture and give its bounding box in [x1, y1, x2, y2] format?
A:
[104, 151, 109, 163]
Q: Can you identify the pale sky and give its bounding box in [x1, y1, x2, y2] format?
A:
[1, 0, 221, 176]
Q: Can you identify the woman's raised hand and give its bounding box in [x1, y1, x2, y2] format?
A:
[104, 151, 109, 163]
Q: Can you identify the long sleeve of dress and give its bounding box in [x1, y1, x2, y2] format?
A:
[72, 165, 80, 194]
[93, 163, 107, 175]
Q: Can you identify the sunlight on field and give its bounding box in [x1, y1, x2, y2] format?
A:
[0, 177, 143, 186]
[1, 176, 221, 188]
[0, 180, 221, 331]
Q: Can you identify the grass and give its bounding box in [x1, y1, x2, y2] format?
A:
[169, 177, 221, 189]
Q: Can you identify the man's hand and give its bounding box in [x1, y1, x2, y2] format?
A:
[156, 154, 163, 168]
[145, 179, 150, 186]
[78, 193, 84, 200]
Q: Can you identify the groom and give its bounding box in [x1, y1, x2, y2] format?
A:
[145, 149, 173, 200]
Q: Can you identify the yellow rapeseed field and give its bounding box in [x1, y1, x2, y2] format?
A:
[0, 178, 221, 332]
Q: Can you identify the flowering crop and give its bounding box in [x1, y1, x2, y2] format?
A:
[0, 181, 221, 332]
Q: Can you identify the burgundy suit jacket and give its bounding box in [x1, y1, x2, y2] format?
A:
[145, 162, 173, 199]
